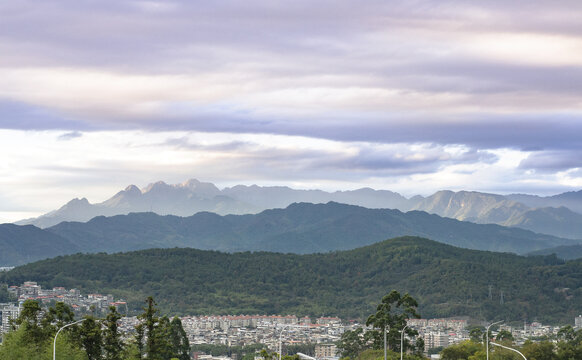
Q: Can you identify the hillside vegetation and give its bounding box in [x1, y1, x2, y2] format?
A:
[46, 202, 577, 255]
[2, 237, 581, 324]
[4, 202, 578, 266]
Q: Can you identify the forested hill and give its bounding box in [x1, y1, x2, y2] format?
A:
[46, 202, 577, 255]
[2, 236, 581, 324]
[0, 224, 79, 266]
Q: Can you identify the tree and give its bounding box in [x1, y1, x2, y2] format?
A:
[556, 326, 582, 360]
[42, 301, 76, 332]
[520, 340, 556, 360]
[336, 327, 370, 359]
[133, 296, 190, 360]
[144, 297, 159, 358]
[10, 300, 49, 349]
[440, 340, 482, 360]
[103, 306, 125, 360]
[1, 302, 86, 360]
[78, 315, 103, 360]
[170, 316, 190, 360]
[365, 290, 420, 352]
[134, 322, 146, 359]
[260, 349, 278, 360]
[468, 327, 484, 343]
[134, 296, 161, 359]
[495, 330, 513, 342]
[154, 316, 175, 360]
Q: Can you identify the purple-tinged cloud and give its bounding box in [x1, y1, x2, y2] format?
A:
[519, 151, 582, 173]
[57, 131, 83, 141]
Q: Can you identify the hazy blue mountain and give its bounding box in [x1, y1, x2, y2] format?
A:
[528, 244, 582, 260]
[17, 179, 413, 228]
[0, 224, 80, 266]
[17, 179, 259, 228]
[410, 190, 582, 239]
[409, 190, 527, 222]
[15, 179, 582, 240]
[507, 190, 582, 214]
[504, 206, 582, 239]
[3, 236, 580, 323]
[44, 202, 579, 255]
[222, 185, 411, 211]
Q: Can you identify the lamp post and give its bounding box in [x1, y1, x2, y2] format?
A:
[400, 324, 409, 360]
[486, 320, 504, 360]
[490, 342, 527, 360]
[297, 353, 317, 360]
[53, 319, 85, 360]
[384, 325, 388, 360]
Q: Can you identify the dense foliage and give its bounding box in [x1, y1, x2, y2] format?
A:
[0, 299, 189, 360]
[340, 316, 582, 360]
[45, 202, 574, 256]
[365, 291, 422, 353]
[2, 237, 581, 323]
[338, 291, 424, 359]
[528, 244, 582, 260]
[438, 326, 582, 360]
[4, 201, 578, 266]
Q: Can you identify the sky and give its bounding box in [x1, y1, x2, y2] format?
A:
[1, 0, 582, 223]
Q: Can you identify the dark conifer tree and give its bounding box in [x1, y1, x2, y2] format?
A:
[103, 306, 124, 360]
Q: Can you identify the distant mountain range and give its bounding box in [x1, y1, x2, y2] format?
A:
[2, 202, 579, 266]
[528, 244, 582, 261]
[0, 224, 77, 265]
[2, 236, 580, 323]
[15, 179, 582, 240]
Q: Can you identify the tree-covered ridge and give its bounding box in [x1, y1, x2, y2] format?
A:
[46, 202, 577, 256]
[1, 237, 581, 323]
[3, 201, 580, 267]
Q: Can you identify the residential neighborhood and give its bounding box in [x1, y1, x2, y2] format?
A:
[0, 281, 576, 359]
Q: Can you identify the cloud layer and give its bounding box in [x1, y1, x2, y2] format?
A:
[1, 0, 581, 221]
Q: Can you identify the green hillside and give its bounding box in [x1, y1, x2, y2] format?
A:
[2, 236, 580, 324]
[528, 244, 582, 260]
[0, 224, 80, 266]
[46, 202, 578, 255]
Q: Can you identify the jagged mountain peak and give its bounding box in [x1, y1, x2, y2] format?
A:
[180, 178, 202, 188]
[143, 180, 171, 193]
[13, 179, 582, 240]
[61, 197, 91, 208]
[179, 178, 221, 196]
[124, 184, 141, 194]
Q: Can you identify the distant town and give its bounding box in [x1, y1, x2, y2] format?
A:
[2, 280, 581, 359]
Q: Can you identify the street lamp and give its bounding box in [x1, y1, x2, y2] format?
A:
[400, 324, 409, 360]
[297, 353, 317, 360]
[490, 342, 527, 360]
[53, 319, 85, 360]
[384, 325, 388, 360]
[486, 320, 504, 360]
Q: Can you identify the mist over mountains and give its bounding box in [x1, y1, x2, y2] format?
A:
[16, 179, 582, 239]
